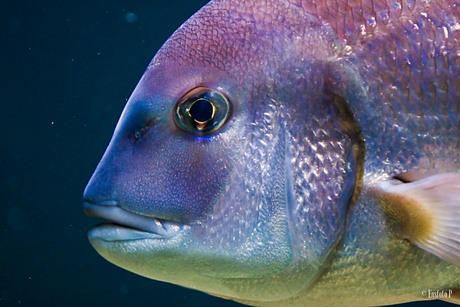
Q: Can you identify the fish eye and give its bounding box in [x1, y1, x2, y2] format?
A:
[174, 87, 230, 134]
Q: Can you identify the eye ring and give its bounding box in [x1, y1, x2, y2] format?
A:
[174, 87, 230, 135]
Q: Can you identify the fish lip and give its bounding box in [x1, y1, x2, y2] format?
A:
[88, 223, 170, 242]
[83, 201, 184, 239]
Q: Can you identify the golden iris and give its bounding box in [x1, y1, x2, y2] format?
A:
[174, 87, 230, 134]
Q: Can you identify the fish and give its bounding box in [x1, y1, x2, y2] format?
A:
[83, 0, 460, 306]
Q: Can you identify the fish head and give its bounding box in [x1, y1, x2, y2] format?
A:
[84, 63, 243, 225]
[84, 1, 362, 303]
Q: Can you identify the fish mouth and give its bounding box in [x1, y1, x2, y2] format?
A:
[83, 201, 185, 241]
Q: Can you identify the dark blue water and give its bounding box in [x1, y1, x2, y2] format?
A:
[0, 1, 456, 306]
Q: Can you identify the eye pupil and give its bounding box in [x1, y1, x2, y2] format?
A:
[189, 99, 214, 123]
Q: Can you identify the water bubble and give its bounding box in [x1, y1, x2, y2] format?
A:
[125, 12, 138, 23]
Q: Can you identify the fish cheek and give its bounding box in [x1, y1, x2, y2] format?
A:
[166, 140, 230, 223]
[118, 127, 233, 224]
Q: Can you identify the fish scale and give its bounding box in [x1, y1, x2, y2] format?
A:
[347, 0, 460, 176]
[287, 103, 353, 261]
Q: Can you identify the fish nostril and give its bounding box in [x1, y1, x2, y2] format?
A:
[134, 118, 156, 141]
[134, 127, 148, 141]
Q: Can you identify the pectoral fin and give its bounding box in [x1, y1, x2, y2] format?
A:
[377, 173, 460, 266]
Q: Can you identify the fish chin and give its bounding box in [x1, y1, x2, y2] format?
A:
[87, 223, 312, 303]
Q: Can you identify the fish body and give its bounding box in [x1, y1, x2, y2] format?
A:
[83, 0, 460, 306]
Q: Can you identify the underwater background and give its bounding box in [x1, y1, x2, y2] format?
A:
[0, 0, 457, 306]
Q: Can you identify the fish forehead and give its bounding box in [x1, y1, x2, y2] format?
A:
[152, 0, 460, 68]
[151, 0, 340, 81]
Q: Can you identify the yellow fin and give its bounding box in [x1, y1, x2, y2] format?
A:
[377, 173, 460, 266]
[205, 292, 234, 300]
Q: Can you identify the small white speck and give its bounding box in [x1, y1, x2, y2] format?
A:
[443, 26, 449, 39]
[421, 12, 427, 17]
